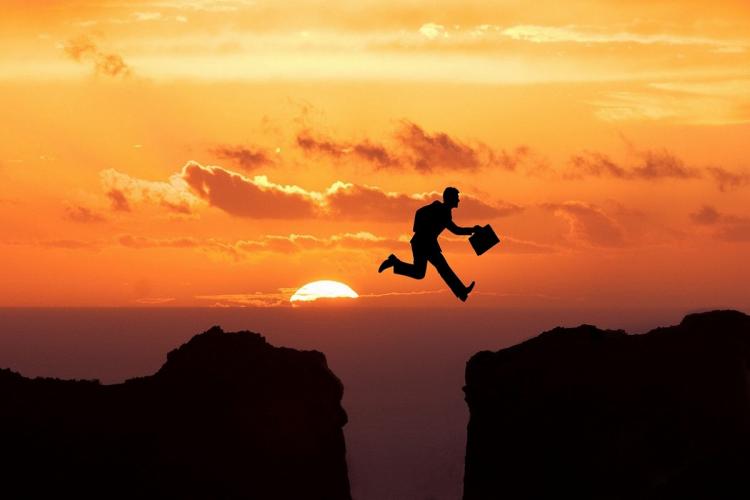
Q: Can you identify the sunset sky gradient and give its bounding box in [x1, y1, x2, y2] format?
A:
[2, 0, 749, 308]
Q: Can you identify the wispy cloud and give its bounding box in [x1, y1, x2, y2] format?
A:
[690, 205, 750, 242]
[195, 292, 291, 308]
[118, 231, 398, 258]
[197, 288, 453, 307]
[145, 0, 256, 12]
[543, 201, 626, 247]
[418, 23, 447, 40]
[210, 145, 275, 171]
[135, 297, 176, 304]
[591, 80, 750, 125]
[40, 239, 102, 250]
[359, 289, 446, 298]
[297, 131, 400, 169]
[707, 167, 750, 192]
[118, 234, 239, 257]
[690, 205, 722, 225]
[568, 146, 700, 181]
[501, 24, 747, 51]
[114, 228, 556, 258]
[566, 140, 749, 192]
[297, 121, 534, 173]
[396, 121, 485, 172]
[63, 35, 132, 77]
[441, 235, 559, 254]
[64, 205, 106, 223]
[132, 12, 162, 21]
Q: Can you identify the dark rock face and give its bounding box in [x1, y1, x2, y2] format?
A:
[0, 326, 351, 500]
[463, 310, 750, 500]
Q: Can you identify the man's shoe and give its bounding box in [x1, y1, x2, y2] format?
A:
[378, 254, 396, 273]
[458, 281, 475, 302]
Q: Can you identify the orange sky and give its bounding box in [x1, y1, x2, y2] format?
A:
[1, 0, 749, 308]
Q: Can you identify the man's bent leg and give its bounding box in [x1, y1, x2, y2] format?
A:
[392, 245, 428, 279]
[428, 252, 468, 298]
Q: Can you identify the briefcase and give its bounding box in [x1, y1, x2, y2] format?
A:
[469, 224, 500, 256]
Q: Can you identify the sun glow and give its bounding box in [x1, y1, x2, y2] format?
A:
[290, 280, 359, 302]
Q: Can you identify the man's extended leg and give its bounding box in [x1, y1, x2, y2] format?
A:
[392, 244, 428, 279]
[428, 251, 473, 300]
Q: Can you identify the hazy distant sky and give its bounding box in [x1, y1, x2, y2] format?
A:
[1, 0, 748, 308]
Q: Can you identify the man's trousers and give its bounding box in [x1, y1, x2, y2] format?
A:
[392, 242, 467, 298]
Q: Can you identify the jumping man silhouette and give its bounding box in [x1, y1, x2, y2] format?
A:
[378, 187, 480, 302]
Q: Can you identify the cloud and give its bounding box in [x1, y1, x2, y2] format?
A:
[494, 236, 559, 254]
[63, 35, 132, 77]
[119, 233, 233, 250]
[296, 121, 532, 172]
[395, 121, 483, 172]
[296, 130, 399, 169]
[351, 141, 400, 169]
[543, 201, 626, 247]
[178, 161, 519, 221]
[72, 11, 172, 27]
[64, 205, 106, 223]
[500, 25, 747, 51]
[569, 141, 748, 190]
[439, 234, 558, 254]
[117, 231, 397, 259]
[690, 205, 722, 225]
[146, 0, 256, 12]
[419, 23, 447, 40]
[62, 35, 97, 60]
[719, 221, 750, 242]
[101, 168, 201, 214]
[116, 228, 555, 258]
[689, 205, 750, 242]
[211, 145, 274, 171]
[489, 146, 533, 171]
[181, 161, 319, 218]
[106, 189, 132, 212]
[194, 292, 290, 308]
[132, 12, 162, 21]
[41, 239, 100, 250]
[296, 131, 346, 158]
[323, 182, 422, 220]
[120, 235, 191, 248]
[591, 81, 750, 125]
[458, 194, 523, 220]
[198, 288, 451, 308]
[238, 232, 396, 253]
[323, 182, 520, 221]
[360, 289, 446, 298]
[707, 167, 750, 192]
[568, 145, 700, 181]
[135, 297, 176, 304]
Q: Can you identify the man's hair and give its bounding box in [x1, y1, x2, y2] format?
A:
[443, 187, 459, 200]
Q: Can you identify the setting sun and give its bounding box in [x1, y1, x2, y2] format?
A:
[290, 281, 359, 303]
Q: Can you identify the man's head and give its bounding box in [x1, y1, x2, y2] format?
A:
[443, 186, 460, 209]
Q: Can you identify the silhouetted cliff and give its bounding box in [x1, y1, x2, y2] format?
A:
[463, 310, 750, 500]
[0, 326, 351, 500]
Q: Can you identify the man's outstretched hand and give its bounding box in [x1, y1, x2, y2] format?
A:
[472, 225, 482, 233]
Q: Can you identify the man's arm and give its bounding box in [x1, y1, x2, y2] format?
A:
[447, 220, 481, 236]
